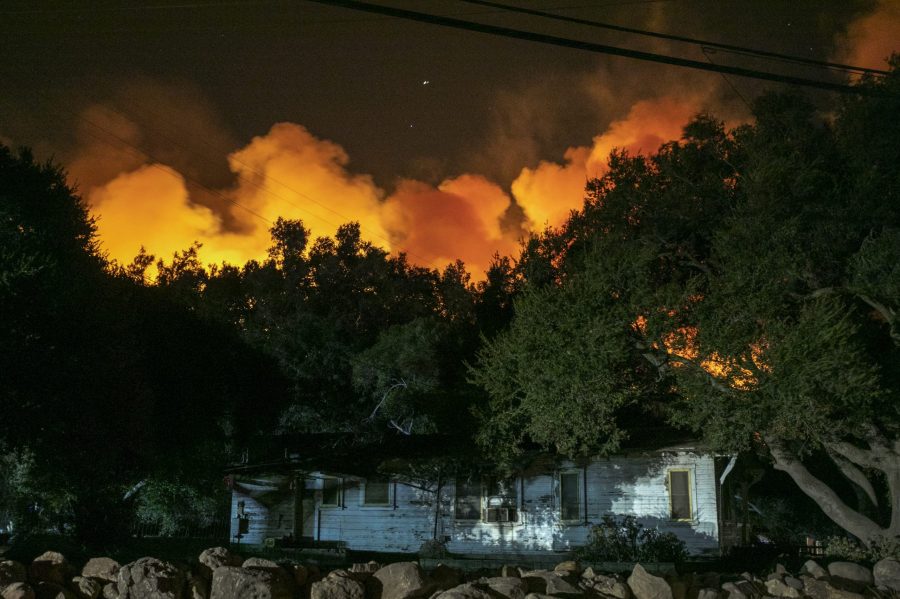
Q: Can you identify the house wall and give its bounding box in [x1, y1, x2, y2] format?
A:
[229, 451, 720, 556]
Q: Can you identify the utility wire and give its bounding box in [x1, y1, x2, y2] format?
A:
[305, 0, 877, 95]
[455, 0, 889, 77]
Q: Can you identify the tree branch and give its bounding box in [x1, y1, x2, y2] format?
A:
[828, 451, 878, 507]
[827, 441, 878, 469]
[767, 437, 882, 545]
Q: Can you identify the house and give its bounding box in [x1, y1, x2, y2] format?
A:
[225, 434, 738, 558]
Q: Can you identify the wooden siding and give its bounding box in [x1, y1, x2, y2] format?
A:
[229, 451, 720, 556]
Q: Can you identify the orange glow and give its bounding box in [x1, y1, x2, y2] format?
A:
[834, 0, 900, 72]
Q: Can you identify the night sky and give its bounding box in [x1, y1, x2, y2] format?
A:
[2, 0, 897, 276]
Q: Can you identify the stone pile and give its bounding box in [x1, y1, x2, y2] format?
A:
[1, 548, 898, 599]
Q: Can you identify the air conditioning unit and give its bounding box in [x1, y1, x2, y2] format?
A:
[485, 507, 518, 523]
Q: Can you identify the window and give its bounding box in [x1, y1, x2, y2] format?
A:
[363, 479, 391, 506]
[560, 471, 581, 521]
[455, 479, 482, 520]
[484, 477, 518, 523]
[668, 470, 692, 520]
[321, 477, 342, 507]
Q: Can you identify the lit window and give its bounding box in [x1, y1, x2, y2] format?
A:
[455, 479, 482, 520]
[363, 479, 391, 506]
[321, 477, 342, 507]
[560, 471, 581, 521]
[668, 470, 692, 520]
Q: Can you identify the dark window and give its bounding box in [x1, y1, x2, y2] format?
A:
[669, 470, 691, 520]
[322, 477, 341, 507]
[484, 477, 518, 523]
[455, 479, 482, 520]
[364, 480, 390, 505]
[560, 472, 580, 520]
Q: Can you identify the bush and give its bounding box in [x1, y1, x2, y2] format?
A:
[825, 535, 900, 562]
[419, 539, 449, 558]
[574, 515, 688, 563]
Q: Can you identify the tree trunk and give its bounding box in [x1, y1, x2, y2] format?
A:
[768, 436, 900, 545]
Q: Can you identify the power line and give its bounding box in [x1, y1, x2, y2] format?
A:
[455, 0, 889, 77]
[305, 0, 876, 95]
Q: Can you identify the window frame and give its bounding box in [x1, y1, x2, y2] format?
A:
[454, 478, 483, 522]
[667, 468, 694, 522]
[558, 469, 583, 523]
[320, 476, 343, 509]
[482, 476, 520, 524]
[361, 478, 393, 508]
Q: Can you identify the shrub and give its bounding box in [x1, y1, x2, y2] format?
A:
[575, 515, 688, 563]
[825, 535, 900, 562]
[419, 538, 448, 558]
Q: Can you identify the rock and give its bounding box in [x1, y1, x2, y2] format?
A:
[431, 566, 463, 591]
[311, 574, 366, 599]
[774, 566, 787, 577]
[80, 561, 119, 587]
[241, 558, 280, 571]
[197, 549, 242, 582]
[116, 558, 185, 599]
[521, 571, 580, 597]
[433, 584, 494, 599]
[502, 567, 521, 580]
[210, 566, 292, 599]
[29, 553, 71, 587]
[800, 577, 863, 599]
[873, 558, 900, 591]
[70, 577, 101, 599]
[100, 584, 117, 599]
[592, 575, 631, 599]
[799, 562, 828, 581]
[720, 582, 747, 599]
[1, 561, 27, 589]
[484, 577, 526, 599]
[826, 563, 872, 591]
[554, 564, 579, 578]
[628, 565, 672, 599]
[2, 582, 35, 599]
[782, 578, 802, 592]
[763, 580, 799, 598]
[186, 575, 208, 599]
[33, 582, 75, 599]
[372, 563, 434, 599]
[285, 563, 308, 588]
[696, 589, 718, 599]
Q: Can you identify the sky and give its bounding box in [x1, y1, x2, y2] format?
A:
[1, 0, 898, 278]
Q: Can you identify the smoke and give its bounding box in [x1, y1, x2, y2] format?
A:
[834, 0, 900, 71]
[511, 96, 712, 230]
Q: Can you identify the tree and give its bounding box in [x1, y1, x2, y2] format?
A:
[473, 65, 900, 546]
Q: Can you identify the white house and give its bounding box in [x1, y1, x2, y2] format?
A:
[226, 436, 734, 558]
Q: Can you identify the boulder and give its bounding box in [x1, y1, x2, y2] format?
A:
[799, 562, 828, 581]
[521, 571, 581, 597]
[372, 563, 434, 599]
[69, 577, 101, 599]
[592, 575, 631, 599]
[763, 580, 800, 598]
[210, 566, 291, 599]
[719, 582, 748, 599]
[310, 574, 366, 599]
[696, 589, 718, 599]
[628, 565, 672, 599]
[350, 563, 381, 576]
[33, 582, 75, 599]
[197, 549, 242, 582]
[1, 561, 27, 589]
[186, 575, 208, 599]
[2, 582, 35, 599]
[783, 577, 802, 591]
[116, 557, 185, 599]
[826, 563, 872, 591]
[554, 564, 579, 578]
[873, 558, 900, 592]
[288, 564, 308, 588]
[433, 584, 494, 599]
[81, 561, 120, 585]
[483, 577, 526, 599]
[29, 553, 71, 587]
[240, 559, 280, 571]
[800, 577, 863, 599]
[501, 567, 521, 580]
[100, 584, 117, 599]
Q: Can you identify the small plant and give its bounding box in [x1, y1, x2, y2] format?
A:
[575, 515, 688, 563]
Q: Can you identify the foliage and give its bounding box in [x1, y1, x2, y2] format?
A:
[473, 66, 900, 544]
[134, 479, 228, 537]
[574, 515, 688, 563]
[418, 538, 449, 558]
[825, 535, 900, 562]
